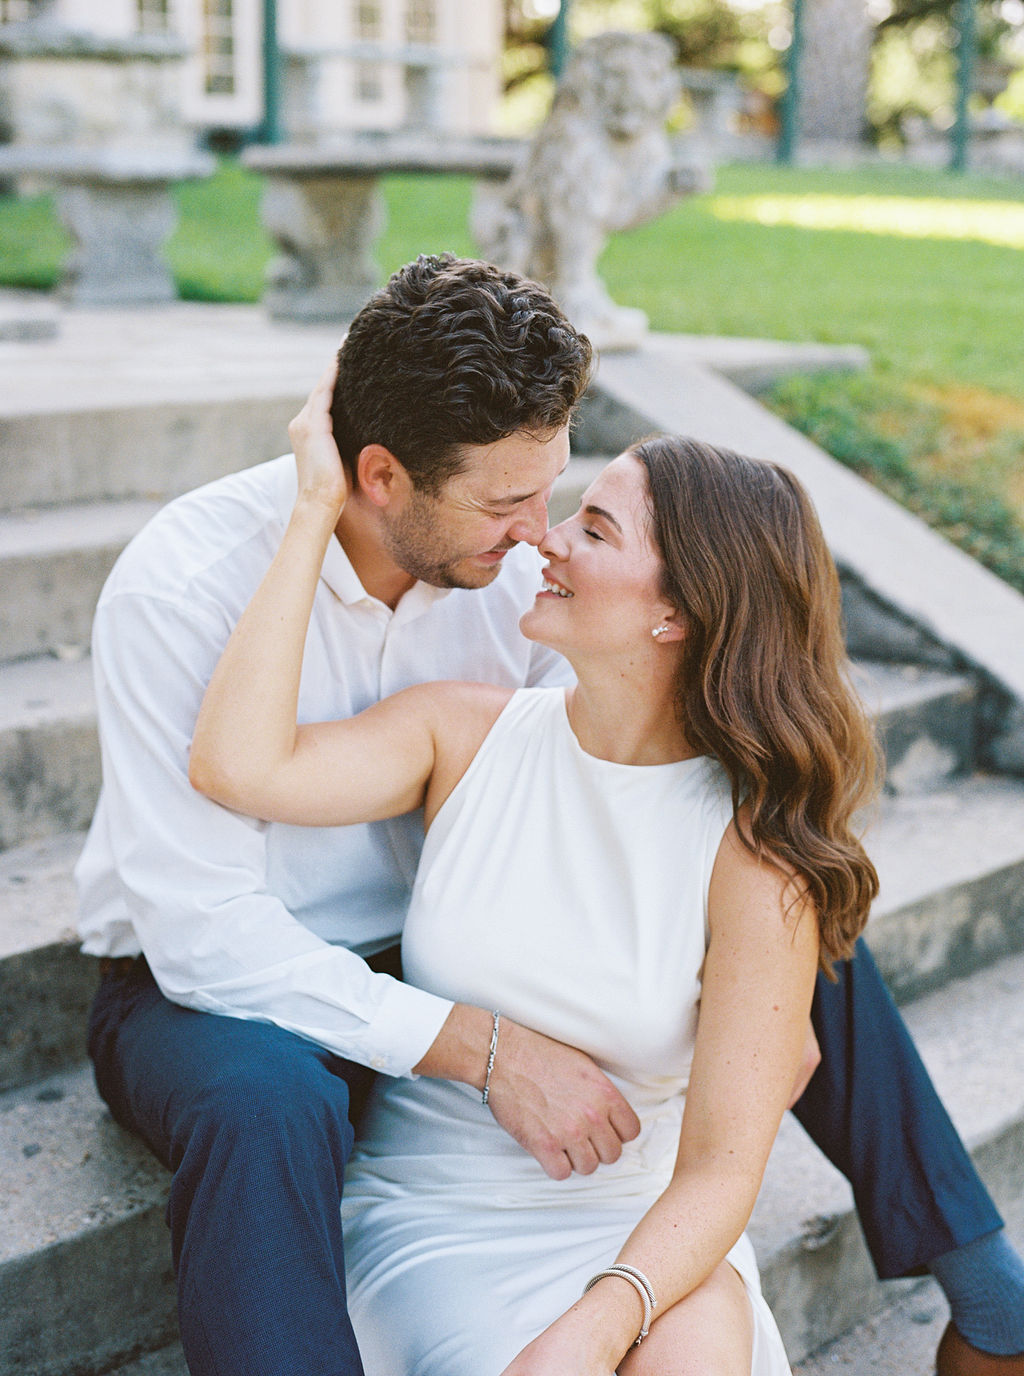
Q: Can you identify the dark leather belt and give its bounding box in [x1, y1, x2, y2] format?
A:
[98, 955, 142, 979]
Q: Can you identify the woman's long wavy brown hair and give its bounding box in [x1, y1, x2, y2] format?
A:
[634, 435, 881, 972]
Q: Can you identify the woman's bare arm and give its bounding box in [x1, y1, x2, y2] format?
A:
[188, 362, 504, 828]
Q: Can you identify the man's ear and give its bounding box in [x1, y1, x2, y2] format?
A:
[356, 445, 412, 509]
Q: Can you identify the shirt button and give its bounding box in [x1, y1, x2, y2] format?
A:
[371, 1057, 387, 1070]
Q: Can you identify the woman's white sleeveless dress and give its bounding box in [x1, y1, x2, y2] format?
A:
[342, 688, 791, 1376]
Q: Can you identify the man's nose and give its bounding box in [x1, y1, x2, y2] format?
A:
[508, 494, 550, 546]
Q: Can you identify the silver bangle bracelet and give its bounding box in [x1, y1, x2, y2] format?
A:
[481, 1010, 500, 1105]
[583, 1263, 657, 1344]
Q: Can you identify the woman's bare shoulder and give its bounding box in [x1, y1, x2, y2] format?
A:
[397, 680, 514, 731]
[411, 682, 516, 827]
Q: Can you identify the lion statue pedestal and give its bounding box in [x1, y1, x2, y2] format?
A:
[473, 31, 711, 352]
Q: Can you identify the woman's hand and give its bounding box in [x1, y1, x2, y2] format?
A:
[497, 1292, 637, 1376]
[287, 356, 349, 516]
[498, 1324, 616, 1376]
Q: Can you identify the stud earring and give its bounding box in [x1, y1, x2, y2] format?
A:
[651, 626, 668, 639]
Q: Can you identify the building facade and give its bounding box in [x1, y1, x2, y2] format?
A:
[0, 0, 503, 138]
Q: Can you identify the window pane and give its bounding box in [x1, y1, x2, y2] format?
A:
[136, 0, 171, 34]
[355, 2, 381, 40]
[0, 0, 39, 22]
[406, 0, 437, 45]
[202, 0, 236, 96]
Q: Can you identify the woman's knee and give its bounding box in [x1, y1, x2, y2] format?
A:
[620, 1263, 753, 1376]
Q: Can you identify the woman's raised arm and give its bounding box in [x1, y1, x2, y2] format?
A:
[189, 363, 482, 829]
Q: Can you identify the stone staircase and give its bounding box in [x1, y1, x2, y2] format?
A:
[2, 316, 1024, 1375]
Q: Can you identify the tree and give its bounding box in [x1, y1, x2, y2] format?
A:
[798, 0, 874, 143]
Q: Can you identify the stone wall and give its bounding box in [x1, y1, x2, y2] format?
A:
[0, 26, 191, 153]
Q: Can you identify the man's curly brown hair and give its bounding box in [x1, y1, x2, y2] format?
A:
[331, 254, 593, 496]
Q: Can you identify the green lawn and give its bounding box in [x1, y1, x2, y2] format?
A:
[3, 159, 1020, 396]
[599, 162, 1024, 399]
[2, 157, 1022, 587]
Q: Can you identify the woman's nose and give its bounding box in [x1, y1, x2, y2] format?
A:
[538, 519, 570, 559]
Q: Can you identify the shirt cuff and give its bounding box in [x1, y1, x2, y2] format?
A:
[367, 977, 454, 1078]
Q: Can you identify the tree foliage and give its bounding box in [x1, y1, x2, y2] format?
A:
[501, 1, 1023, 139]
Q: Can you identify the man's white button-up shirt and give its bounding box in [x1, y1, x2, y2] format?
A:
[76, 457, 571, 1077]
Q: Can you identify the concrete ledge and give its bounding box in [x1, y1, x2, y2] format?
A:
[0, 291, 59, 343]
[0, 146, 214, 184]
[243, 131, 523, 180]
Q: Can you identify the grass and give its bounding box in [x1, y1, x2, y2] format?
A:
[598, 162, 1024, 398]
[769, 371, 1024, 594]
[2, 158, 1022, 586]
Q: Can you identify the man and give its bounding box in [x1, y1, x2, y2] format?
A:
[79, 255, 1024, 1376]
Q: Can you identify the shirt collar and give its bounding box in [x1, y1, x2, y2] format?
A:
[319, 512, 453, 623]
[278, 455, 452, 621]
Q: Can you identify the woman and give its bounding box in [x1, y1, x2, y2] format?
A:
[190, 418, 879, 1375]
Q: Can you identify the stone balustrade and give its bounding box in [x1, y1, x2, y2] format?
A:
[242, 133, 524, 323]
[0, 144, 215, 307]
[0, 22, 190, 154]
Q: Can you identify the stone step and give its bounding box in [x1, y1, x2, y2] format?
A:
[0, 305, 868, 513]
[0, 499, 161, 663]
[0, 654, 98, 853]
[751, 949, 1024, 1364]
[0, 648, 981, 855]
[0, 391, 296, 513]
[866, 774, 1024, 1002]
[104, 1348, 187, 1376]
[792, 1277, 1002, 1376]
[2, 950, 1021, 1376]
[853, 659, 978, 792]
[0, 304, 337, 512]
[794, 1143, 1024, 1375]
[0, 1063, 176, 1376]
[0, 832, 89, 1092]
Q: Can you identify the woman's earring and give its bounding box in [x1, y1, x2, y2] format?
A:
[651, 626, 669, 639]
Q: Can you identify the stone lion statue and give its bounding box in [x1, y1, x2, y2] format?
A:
[473, 30, 710, 350]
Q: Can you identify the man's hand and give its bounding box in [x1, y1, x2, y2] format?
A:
[787, 1019, 821, 1109]
[414, 1006, 640, 1180]
[288, 357, 349, 515]
[486, 1019, 641, 1180]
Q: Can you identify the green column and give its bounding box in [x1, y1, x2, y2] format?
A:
[950, 0, 978, 172]
[548, 0, 572, 80]
[776, 0, 805, 164]
[260, 0, 283, 144]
